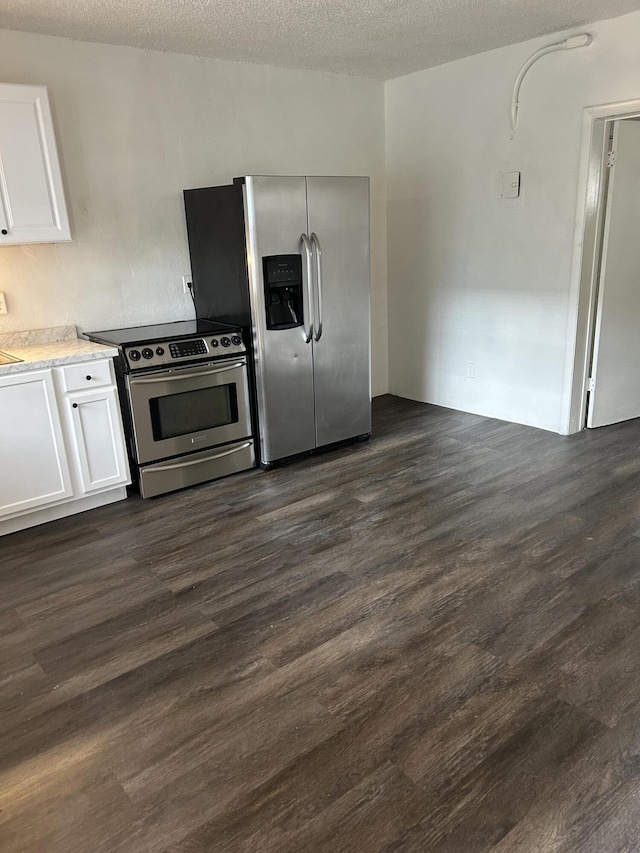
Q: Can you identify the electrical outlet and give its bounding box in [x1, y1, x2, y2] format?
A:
[466, 362, 475, 379]
[182, 275, 192, 294]
[0, 292, 7, 315]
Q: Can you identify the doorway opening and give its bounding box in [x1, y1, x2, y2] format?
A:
[565, 99, 640, 434]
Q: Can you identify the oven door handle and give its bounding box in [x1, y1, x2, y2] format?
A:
[129, 361, 246, 385]
[146, 442, 253, 472]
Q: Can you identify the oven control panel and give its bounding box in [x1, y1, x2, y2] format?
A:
[124, 333, 245, 370]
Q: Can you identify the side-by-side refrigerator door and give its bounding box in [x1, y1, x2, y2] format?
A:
[306, 176, 371, 448]
[243, 175, 316, 464]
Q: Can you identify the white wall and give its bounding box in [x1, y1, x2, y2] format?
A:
[386, 10, 640, 432]
[0, 29, 388, 395]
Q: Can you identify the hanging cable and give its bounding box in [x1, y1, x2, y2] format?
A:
[510, 33, 593, 137]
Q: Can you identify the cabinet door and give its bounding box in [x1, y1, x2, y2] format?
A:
[64, 388, 130, 494]
[0, 370, 73, 518]
[0, 83, 71, 244]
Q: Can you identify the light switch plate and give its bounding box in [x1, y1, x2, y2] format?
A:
[501, 170, 521, 199]
[0, 292, 7, 314]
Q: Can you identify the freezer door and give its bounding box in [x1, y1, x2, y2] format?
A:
[244, 176, 316, 464]
[307, 176, 371, 448]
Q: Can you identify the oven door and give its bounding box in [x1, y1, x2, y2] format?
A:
[127, 359, 252, 465]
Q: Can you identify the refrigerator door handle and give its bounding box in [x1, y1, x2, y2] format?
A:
[310, 232, 323, 341]
[300, 232, 314, 343]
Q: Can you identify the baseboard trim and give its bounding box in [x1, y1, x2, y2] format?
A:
[0, 487, 128, 537]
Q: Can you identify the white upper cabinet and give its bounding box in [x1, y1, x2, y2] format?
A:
[0, 83, 71, 244]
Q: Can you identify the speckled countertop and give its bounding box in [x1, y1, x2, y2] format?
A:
[0, 326, 118, 376]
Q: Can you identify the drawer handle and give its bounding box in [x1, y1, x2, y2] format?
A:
[147, 441, 253, 472]
[72, 403, 78, 408]
[1, 229, 7, 235]
[86, 375, 92, 381]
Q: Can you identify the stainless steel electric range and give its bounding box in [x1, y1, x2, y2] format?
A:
[86, 319, 255, 498]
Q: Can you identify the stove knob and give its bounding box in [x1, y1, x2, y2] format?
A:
[210, 338, 219, 348]
[220, 336, 231, 347]
[156, 346, 165, 356]
[129, 349, 141, 361]
[231, 335, 242, 346]
[141, 347, 154, 359]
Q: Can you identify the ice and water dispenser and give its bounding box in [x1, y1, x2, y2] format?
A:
[262, 255, 303, 330]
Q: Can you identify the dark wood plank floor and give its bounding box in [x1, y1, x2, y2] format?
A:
[3, 395, 640, 852]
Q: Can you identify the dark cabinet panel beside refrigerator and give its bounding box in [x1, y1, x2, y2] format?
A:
[184, 175, 371, 467]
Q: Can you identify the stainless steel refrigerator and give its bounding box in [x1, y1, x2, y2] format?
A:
[184, 175, 371, 467]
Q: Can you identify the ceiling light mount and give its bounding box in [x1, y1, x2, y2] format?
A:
[510, 33, 593, 137]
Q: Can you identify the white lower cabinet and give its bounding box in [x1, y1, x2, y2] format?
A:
[0, 369, 74, 518]
[0, 358, 130, 535]
[62, 387, 130, 494]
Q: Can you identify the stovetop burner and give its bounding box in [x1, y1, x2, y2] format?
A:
[85, 318, 245, 372]
[85, 318, 234, 347]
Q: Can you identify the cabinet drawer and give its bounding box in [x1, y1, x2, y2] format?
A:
[58, 359, 114, 392]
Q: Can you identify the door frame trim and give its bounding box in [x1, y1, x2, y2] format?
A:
[563, 98, 640, 434]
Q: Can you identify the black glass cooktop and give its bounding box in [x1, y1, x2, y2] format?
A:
[85, 319, 236, 347]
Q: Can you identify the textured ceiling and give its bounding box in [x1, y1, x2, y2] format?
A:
[2, 0, 640, 79]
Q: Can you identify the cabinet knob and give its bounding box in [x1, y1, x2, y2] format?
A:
[86, 375, 92, 381]
[72, 403, 78, 408]
[1, 229, 7, 235]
